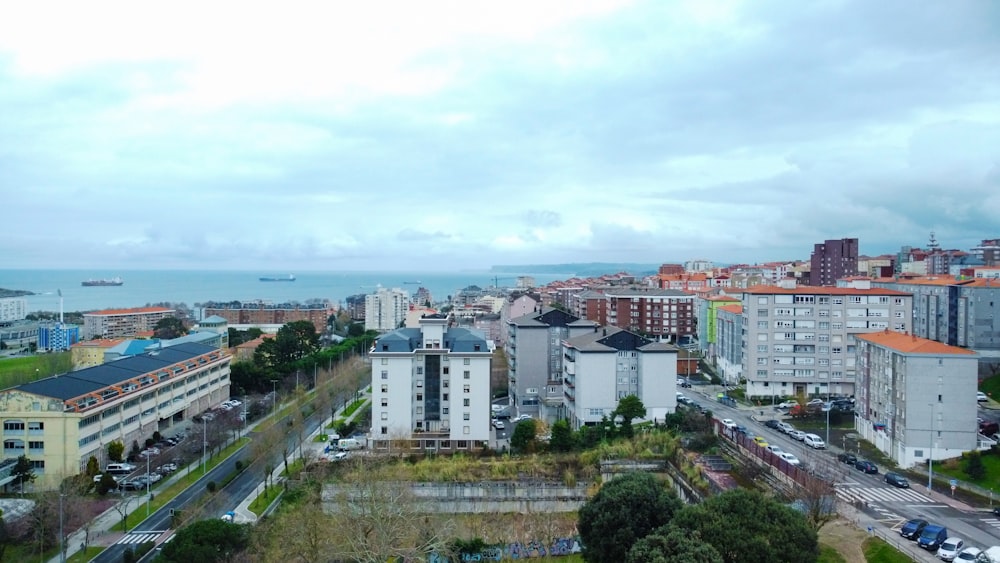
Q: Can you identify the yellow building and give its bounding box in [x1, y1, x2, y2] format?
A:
[70, 338, 124, 369]
[0, 342, 231, 489]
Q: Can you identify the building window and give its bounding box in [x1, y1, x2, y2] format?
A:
[442, 380, 449, 388]
[464, 399, 470, 407]
[443, 393, 449, 401]
[443, 367, 449, 375]
[464, 412, 470, 420]
[416, 367, 423, 375]
[381, 370, 388, 379]
[463, 371, 470, 379]
[416, 407, 423, 414]
[381, 426, 388, 435]
[416, 394, 423, 401]
[381, 412, 388, 420]
[381, 399, 388, 407]
[464, 358, 470, 365]
[3, 421, 24, 432]
[464, 385, 470, 393]
[381, 358, 388, 365]
[381, 385, 388, 393]
[464, 426, 470, 435]
[28, 441, 43, 451]
[416, 380, 423, 387]
[27, 422, 43, 431]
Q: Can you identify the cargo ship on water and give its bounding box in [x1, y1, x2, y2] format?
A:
[81, 277, 124, 287]
[259, 274, 296, 282]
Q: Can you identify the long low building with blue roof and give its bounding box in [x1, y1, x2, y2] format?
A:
[0, 342, 231, 489]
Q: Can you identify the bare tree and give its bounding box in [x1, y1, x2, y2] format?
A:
[324, 464, 455, 563]
[795, 474, 838, 532]
[260, 489, 336, 563]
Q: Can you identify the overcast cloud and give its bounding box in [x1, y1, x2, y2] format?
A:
[2, 0, 998, 271]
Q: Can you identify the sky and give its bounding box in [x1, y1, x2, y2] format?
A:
[2, 0, 999, 272]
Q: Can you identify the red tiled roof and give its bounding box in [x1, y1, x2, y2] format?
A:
[717, 304, 743, 314]
[856, 330, 976, 355]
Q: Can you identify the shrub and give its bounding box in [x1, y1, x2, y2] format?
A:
[207, 481, 217, 492]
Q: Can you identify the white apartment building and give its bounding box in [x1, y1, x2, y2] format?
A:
[82, 307, 175, 340]
[364, 286, 410, 332]
[369, 315, 494, 452]
[740, 285, 913, 400]
[0, 298, 27, 322]
[562, 326, 677, 429]
[855, 331, 981, 467]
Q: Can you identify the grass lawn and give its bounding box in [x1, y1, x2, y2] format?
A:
[0, 353, 72, 387]
[862, 538, 913, 563]
[249, 484, 283, 515]
[932, 449, 1000, 487]
[68, 546, 105, 563]
[980, 374, 1000, 403]
[817, 544, 847, 563]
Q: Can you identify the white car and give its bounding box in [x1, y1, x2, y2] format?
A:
[774, 401, 797, 410]
[788, 430, 806, 441]
[936, 537, 965, 561]
[803, 434, 825, 449]
[492, 420, 505, 430]
[721, 419, 737, 429]
[977, 392, 988, 403]
[513, 414, 533, 423]
[765, 445, 784, 455]
[776, 422, 794, 434]
[778, 452, 801, 465]
[955, 547, 981, 562]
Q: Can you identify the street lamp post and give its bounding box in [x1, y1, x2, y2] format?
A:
[146, 454, 151, 516]
[202, 420, 208, 475]
[271, 380, 278, 417]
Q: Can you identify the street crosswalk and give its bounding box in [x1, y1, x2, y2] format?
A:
[116, 531, 165, 545]
[979, 517, 1000, 531]
[835, 485, 938, 505]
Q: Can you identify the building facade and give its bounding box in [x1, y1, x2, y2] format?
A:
[714, 304, 744, 385]
[82, 307, 175, 340]
[696, 294, 740, 357]
[368, 315, 493, 452]
[810, 238, 859, 286]
[0, 298, 27, 322]
[364, 287, 410, 332]
[506, 308, 598, 422]
[202, 302, 332, 334]
[562, 327, 678, 429]
[739, 285, 913, 399]
[37, 323, 80, 351]
[854, 331, 980, 467]
[0, 342, 231, 489]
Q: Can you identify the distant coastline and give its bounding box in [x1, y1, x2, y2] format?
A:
[0, 288, 34, 298]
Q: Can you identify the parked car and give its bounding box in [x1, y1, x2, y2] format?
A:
[937, 538, 965, 562]
[806, 398, 825, 406]
[752, 436, 769, 447]
[884, 472, 909, 488]
[764, 419, 781, 430]
[513, 414, 532, 423]
[158, 462, 178, 473]
[900, 518, 928, 540]
[774, 401, 797, 410]
[776, 422, 794, 434]
[855, 460, 879, 474]
[978, 392, 988, 403]
[917, 524, 949, 550]
[803, 434, 825, 449]
[777, 452, 801, 466]
[837, 452, 858, 465]
[788, 430, 806, 441]
[492, 420, 505, 430]
[955, 547, 982, 562]
[677, 378, 692, 388]
[765, 445, 784, 455]
[721, 418, 738, 429]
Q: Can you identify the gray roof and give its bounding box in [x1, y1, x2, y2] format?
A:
[565, 326, 678, 353]
[508, 307, 582, 328]
[602, 288, 693, 298]
[373, 327, 489, 354]
[14, 342, 219, 401]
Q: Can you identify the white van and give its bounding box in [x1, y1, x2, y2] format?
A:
[105, 463, 136, 475]
[803, 434, 826, 449]
[337, 438, 363, 451]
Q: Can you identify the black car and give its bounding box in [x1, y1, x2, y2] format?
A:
[855, 460, 879, 474]
[884, 472, 909, 488]
[837, 452, 857, 465]
[899, 518, 928, 540]
[764, 419, 781, 430]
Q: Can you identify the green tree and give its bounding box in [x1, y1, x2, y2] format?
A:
[548, 419, 575, 452]
[12, 455, 35, 488]
[347, 322, 366, 337]
[107, 440, 125, 462]
[627, 528, 723, 563]
[85, 455, 100, 477]
[96, 472, 118, 495]
[662, 488, 818, 563]
[230, 360, 270, 395]
[965, 451, 986, 481]
[254, 320, 319, 372]
[510, 419, 537, 453]
[153, 316, 188, 339]
[615, 394, 646, 438]
[158, 519, 249, 563]
[578, 472, 683, 563]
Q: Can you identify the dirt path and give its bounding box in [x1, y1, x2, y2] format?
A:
[819, 518, 868, 563]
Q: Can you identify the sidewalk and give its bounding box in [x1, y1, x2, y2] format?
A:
[48, 391, 371, 563]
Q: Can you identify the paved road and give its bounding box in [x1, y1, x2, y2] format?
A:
[684, 386, 1000, 559]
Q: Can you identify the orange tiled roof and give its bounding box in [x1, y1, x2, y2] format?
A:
[742, 285, 911, 296]
[706, 295, 740, 302]
[871, 276, 963, 286]
[856, 330, 976, 355]
[962, 278, 1000, 287]
[86, 306, 174, 316]
[717, 304, 743, 314]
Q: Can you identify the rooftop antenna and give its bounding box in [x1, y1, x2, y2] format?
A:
[928, 231, 940, 251]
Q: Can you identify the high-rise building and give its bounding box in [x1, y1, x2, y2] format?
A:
[809, 238, 859, 286]
[364, 287, 410, 332]
[368, 315, 493, 452]
[82, 307, 175, 340]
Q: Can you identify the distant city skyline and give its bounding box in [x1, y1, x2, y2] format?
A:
[2, 1, 998, 271]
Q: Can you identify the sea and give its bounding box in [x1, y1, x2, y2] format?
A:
[0, 269, 570, 316]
